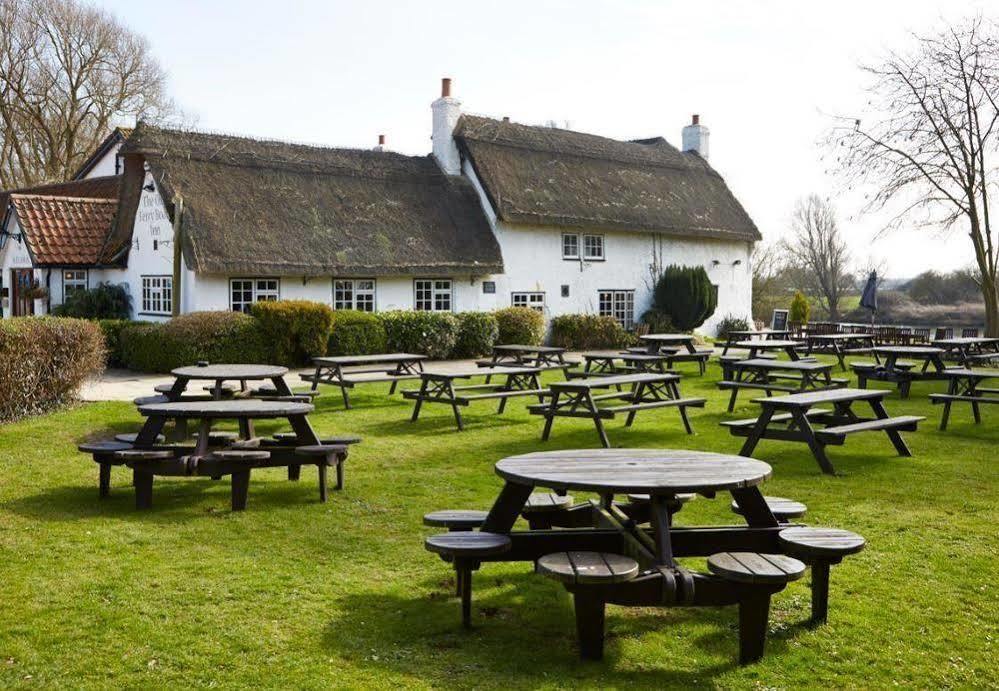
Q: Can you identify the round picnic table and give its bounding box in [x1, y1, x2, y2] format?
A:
[167, 363, 293, 400]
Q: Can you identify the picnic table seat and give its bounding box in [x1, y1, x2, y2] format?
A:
[778, 527, 866, 624]
[78, 440, 133, 498]
[730, 496, 806, 522]
[250, 384, 320, 400]
[706, 551, 807, 663]
[423, 509, 488, 531]
[720, 408, 833, 431]
[930, 392, 999, 429]
[520, 491, 574, 528]
[114, 432, 165, 444]
[113, 449, 178, 509]
[537, 551, 639, 585]
[295, 444, 350, 499]
[814, 416, 924, 445]
[206, 431, 239, 446]
[425, 532, 512, 628]
[269, 432, 363, 446]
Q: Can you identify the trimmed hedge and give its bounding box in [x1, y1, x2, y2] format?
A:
[494, 307, 545, 345]
[549, 314, 630, 349]
[715, 314, 750, 341]
[328, 310, 387, 356]
[51, 282, 131, 320]
[0, 317, 105, 421]
[120, 311, 268, 373]
[380, 311, 458, 359]
[453, 312, 499, 358]
[96, 319, 135, 368]
[250, 300, 334, 366]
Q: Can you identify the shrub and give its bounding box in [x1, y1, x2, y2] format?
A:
[550, 314, 629, 349]
[379, 311, 458, 359]
[0, 317, 105, 421]
[120, 311, 268, 373]
[51, 282, 131, 319]
[327, 310, 387, 356]
[494, 307, 545, 345]
[790, 291, 811, 324]
[96, 319, 136, 368]
[651, 265, 718, 331]
[453, 312, 499, 358]
[250, 300, 335, 366]
[640, 309, 675, 333]
[715, 314, 751, 341]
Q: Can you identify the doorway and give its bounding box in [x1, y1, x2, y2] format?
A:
[11, 269, 35, 316]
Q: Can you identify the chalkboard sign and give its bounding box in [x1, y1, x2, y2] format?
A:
[771, 309, 789, 331]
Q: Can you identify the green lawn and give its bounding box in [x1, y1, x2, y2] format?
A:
[1, 360, 997, 689]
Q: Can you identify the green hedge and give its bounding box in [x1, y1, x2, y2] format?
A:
[51, 282, 131, 319]
[120, 311, 268, 373]
[494, 307, 545, 345]
[328, 310, 387, 356]
[549, 314, 630, 349]
[0, 317, 105, 421]
[453, 312, 499, 358]
[250, 300, 334, 366]
[380, 311, 458, 359]
[96, 319, 136, 368]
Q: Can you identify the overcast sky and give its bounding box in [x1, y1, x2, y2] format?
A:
[97, 0, 994, 279]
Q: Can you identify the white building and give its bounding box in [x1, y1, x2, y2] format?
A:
[0, 81, 760, 333]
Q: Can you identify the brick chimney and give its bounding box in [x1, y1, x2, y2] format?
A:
[374, 134, 385, 152]
[431, 77, 462, 175]
[682, 114, 710, 159]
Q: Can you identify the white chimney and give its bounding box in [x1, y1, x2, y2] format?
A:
[432, 77, 462, 175]
[373, 134, 386, 152]
[682, 114, 710, 160]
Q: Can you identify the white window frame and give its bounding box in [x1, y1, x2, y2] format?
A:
[141, 275, 173, 316]
[63, 269, 87, 299]
[598, 289, 635, 330]
[512, 292, 546, 313]
[562, 233, 580, 260]
[583, 234, 605, 261]
[230, 278, 280, 313]
[414, 278, 452, 312]
[333, 278, 376, 312]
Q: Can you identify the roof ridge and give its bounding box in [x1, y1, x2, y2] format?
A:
[11, 193, 118, 203]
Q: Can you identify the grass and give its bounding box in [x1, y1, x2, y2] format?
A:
[1, 358, 997, 689]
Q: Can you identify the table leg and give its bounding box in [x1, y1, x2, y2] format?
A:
[790, 408, 836, 475]
[587, 392, 611, 448]
[231, 469, 251, 511]
[194, 419, 213, 457]
[134, 469, 154, 509]
[481, 481, 534, 533]
[738, 407, 775, 457]
[447, 380, 464, 431]
[167, 377, 189, 401]
[834, 344, 846, 371]
[410, 378, 428, 422]
[649, 496, 675, 566]
[541, 391, 560, 441]
[574, 589, 607, 660]
[868, 399, 912, 456]
[135, 415, 168, 447]
[271, 376, 294, 397]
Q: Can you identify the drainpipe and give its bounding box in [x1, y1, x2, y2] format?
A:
[45, 269, 51, 314]
[172, 195, 184, 317]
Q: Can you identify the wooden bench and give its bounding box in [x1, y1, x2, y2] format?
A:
[295, 444, 349, 500]
[779, 527, 865, 624]
[304, 353, 428, 408]
[731, 496, 807, 522]
[405, 368, 547, 431]
[519, 491, 574, 528]
[423, 510, 488, 531]
[814, 416, 924, 445]
[930, 393, 999, 429]
[706, 551, 806, 663]
[425, 532, 512, 628]
[529, 372, 705, 448]
[78, 440, 133, 498]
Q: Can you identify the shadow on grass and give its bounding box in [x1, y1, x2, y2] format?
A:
[321, 568, 811, 687]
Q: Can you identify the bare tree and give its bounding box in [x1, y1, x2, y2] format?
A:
[750, 241, 789, 321]
[827, 16, 999, 335]
[783, 195, 853, 320]
[0, 0, 171, 189]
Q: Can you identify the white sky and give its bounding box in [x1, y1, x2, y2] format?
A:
[96, 0, 995, 279]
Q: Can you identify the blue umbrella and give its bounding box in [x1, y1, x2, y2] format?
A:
[860, 271, 878, 316]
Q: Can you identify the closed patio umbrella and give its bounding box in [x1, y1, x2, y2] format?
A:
[860, 271, 878, 326]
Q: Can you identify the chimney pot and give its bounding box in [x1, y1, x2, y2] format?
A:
[441, 77, 452, 98]
[378, 134, 385, 145]
[502, 116, 510, 122]
[692, 114, 700, 125]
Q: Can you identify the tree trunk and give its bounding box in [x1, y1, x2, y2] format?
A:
[981, 274, 999, 337]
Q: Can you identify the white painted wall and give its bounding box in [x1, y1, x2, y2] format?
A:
[81, 142, 122, 179]
[0, 216, 45, 318]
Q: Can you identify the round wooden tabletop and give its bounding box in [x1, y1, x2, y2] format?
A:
[495, 449, 772, 494]
[137, 399, 313, 419]
[171, 364, 289, 380]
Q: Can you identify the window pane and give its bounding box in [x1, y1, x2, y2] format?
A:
[584, 235, 604, 259]
[562, 234, 579, 258]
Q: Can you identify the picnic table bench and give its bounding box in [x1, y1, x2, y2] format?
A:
[804, 333, 876, 371]
[527, 372, 705, 447]
[929, 368, 999, 430]
[403, 367, 546, 431]
[720, 329, 791, 355]
[721, 388, 924, 474]
[570, 351, 673, 379]
[637, 334, 713, 374]
[932, 337, 999, 367]
[303, 353, 427, 408]
[851, 346, 950, 398]
[423, 449, 864, 664]
[718, 358, 847, 412]
[733, 339, 807, 361]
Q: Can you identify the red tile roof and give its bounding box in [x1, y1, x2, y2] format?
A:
[9, 194, 118, 266]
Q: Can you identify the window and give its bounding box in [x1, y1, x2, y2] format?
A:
[583, 234, 605, 260]
[414, 279, 452, 311]
[512, 292, 545, 312]
[141, 275, 173, 315]
[598, 290, 635, 329]
[562, 233, 579, 259]
[230, 278, 279, 313]
[482, 281, 496, 294]
[63, 270, 87, 299]
[334, 279, 376, 311]
[561, 284, 570, 298]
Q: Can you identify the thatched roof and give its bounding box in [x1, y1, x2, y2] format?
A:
[8, 194, 119, 266]
[116, 123, 504, 276]
[454, 115, 761, 242]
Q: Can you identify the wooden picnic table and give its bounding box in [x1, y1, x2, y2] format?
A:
[722, 388, 924, 474]
[471, 448, 802, 663]
[640, 333, 697, 354]
[721, 330, 791, 355]
[165, 363, 293, 400]
[804, 333, 876, 371]
[403, 367, 546, 430]
[304, 353, 427, 408]
[528, 372, 705, 447]
[130, 399, 328, 509]
[931, 337, 999, 367]
[577, 351, 673, 377]
[719, 358, 846, 412]
[733, 339, 806, 361]
[929, 368, 999, 430]
[853, 346, 949, 398]
[484, 344, 574, 366]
